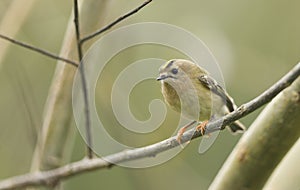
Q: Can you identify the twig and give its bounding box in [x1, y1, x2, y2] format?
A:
[0, 62, 299, 190]
[205, 61, 300, 133]
[80, 0, 153, 44]
[0, 34, 78, 67]
[73, 0, 93, 159]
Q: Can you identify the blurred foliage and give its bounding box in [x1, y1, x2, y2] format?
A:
[0, 0, 299, 189]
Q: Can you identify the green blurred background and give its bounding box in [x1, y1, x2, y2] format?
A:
[0, 0, 299, 189]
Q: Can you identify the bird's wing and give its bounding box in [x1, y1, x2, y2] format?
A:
[198, 75, 236, 112]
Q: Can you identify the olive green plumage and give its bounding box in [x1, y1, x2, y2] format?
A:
[157, 59, 245, 134]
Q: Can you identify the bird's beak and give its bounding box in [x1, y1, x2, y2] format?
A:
[156, 74, 168, 81]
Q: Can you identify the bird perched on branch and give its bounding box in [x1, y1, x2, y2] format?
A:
[157, 59, 245, 143]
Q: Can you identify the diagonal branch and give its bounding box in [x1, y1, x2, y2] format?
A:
[80, 0, 153, 44]
[0, 34, 78, 67]
[0, 62, 299, 190]
[206, 61, 300, 133]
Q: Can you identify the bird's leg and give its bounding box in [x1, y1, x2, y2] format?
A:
[195, 120, 209, 135]
[176, 120, 197, 144]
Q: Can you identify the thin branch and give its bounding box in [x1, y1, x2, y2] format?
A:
[73, 0, 93, 159]
[80, 0, 153, 44]
[0, 62, 299, 190]
[0, 34, 78, 67]
[206, 61, 300, 133]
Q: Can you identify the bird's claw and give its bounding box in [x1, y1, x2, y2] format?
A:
[196, 120, 209, 135]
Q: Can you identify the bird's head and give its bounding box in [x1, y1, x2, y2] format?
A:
[157, 59, 206, 85]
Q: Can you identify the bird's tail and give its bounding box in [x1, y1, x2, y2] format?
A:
[227, 120, 246, 134]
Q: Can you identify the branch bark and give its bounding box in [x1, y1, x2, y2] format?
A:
[0, 62, 299, 190]
[209, 75, 300, 189]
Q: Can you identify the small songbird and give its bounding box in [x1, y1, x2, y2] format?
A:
[157, 59, 245, 143]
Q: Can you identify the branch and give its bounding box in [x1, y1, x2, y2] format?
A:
[80, 0, 153, 44]
[73, 0, 93, 159]
[0, 34, 78, 67]
[0, 62, 299, 190]
[206, 61, 300, 133]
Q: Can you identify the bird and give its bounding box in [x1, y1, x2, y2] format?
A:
[156, 59, 245, 143]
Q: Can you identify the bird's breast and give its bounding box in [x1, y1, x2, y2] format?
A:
[161, 81, 213, 121]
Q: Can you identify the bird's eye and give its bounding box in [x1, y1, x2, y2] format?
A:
[171, 68, 178, 74]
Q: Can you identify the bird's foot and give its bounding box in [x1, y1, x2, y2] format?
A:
[196, 120, 209, 135]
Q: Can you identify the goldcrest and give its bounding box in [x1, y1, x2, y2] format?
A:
[157, 59, 245, 140]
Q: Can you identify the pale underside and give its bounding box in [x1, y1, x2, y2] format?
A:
[161, 81, 227, 121]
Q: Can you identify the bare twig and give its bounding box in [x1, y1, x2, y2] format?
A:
[205, 62, 300, 133]
[73, 0, 93, 159]
[80, 0, 153, 44]
[0, 34, 78, 67]
[0, 62, 299, 190]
